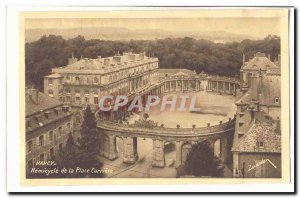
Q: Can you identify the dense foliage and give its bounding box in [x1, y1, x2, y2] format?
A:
[25, 35, 280, 90]
[179, 140, 224, 177]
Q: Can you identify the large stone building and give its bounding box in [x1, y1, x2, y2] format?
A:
[44, 52, 159, 122]
[44, 52, 159, 108]
[26, 88, 73, 173]
[232, 52, 281, 178]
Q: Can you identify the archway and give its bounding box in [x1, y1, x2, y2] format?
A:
[181, 142, 193, 164]
[164, 141, 176, 167]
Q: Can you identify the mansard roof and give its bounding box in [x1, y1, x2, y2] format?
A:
[53, 53, 158, 74]
[26, 89, 62, 116]
[243, 52, 279, 71]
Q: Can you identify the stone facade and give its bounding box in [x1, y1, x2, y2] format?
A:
[44, 52, 159, 110]
[25, 88, 73, 172]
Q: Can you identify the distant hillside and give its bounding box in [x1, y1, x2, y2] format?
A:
[25, 35, 280, 91]
[25, 27, 258, 43]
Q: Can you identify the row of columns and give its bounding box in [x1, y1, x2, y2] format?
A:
[100, 135, 230, 168]
[164, 80, 201, 93]
[207, 80, 238, 95]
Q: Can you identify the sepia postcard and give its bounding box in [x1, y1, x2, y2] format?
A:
[6, 6, 294, 193]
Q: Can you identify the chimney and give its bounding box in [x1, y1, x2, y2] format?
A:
[68, 53, 78, 65]
[275, 117, 281, 134]
[30, 89, 39, 104]
[250, 74, 259, 101]
[242, 53, 245, 66]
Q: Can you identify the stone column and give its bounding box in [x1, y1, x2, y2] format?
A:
[152, 139, 165, 168]
[229, 83, 231, 93]
[100, 134, 118, 160]
[123, 137, 138, 164]
[175, 141, 182, 168]
[220, 137, 228, 163]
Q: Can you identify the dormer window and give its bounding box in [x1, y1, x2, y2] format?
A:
[35, 115, 43, 126]
[257, 141, 264, 148]
[44, 111, 50, 119]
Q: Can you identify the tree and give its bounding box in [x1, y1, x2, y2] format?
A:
[25, 35, 281, 90]
[182, 140, 224, 177]
[56, 133, 104, 178]
[78, 105, 100, 154]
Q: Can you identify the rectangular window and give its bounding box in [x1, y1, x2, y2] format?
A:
[258, 141, 264, 148]
[39, 135, 44, 147]
[39, 153, 45, 161]
[49, 131, 53, 141]
[94, 97, 99, 104]
[27, 140, 33, 153]
[66, 96, 71, 102]
[59, 143, 63, 150]
[50, 148, 55, 159]
[48, 79, 53, 85]
[76, 96, 81, 103]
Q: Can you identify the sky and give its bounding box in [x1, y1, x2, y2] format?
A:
[25, 17, 280, 39]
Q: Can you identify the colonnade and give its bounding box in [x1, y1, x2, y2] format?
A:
[99, 134, 231, 168]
